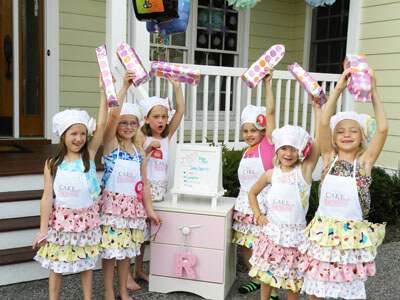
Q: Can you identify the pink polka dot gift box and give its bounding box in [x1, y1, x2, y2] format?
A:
[96, 45, 119, 107]
[344, 54, 372, 102]
[150, 61, 201, 85]
[288, 62, 327, 106]
[241, 44, 285, 89]
[116, 42, 149, 87]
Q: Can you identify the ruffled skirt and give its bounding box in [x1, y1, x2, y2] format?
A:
[300, 215, 385, 299]
[248, 223, 306, 292]
[99, 191, 147, 260]
[149, 179, 168, 202]
[34, 202, 101, 273]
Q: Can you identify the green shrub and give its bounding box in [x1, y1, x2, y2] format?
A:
[222, 147, 243, 197]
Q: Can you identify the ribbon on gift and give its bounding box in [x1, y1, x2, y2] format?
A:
[116, 42, 149, 87]
[96, 45, 119, 107]
[288, 62, 327, 106]
[150, 61, 201, 85]
[344, 55, 372, 103]
[175, 251, 197, 279]
[241, 44, 285, 88]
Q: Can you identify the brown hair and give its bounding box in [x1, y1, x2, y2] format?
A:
[48, 127, 90, 177]
[140, 106, 170, 138]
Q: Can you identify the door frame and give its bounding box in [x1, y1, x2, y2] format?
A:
[11, 0, 58, 139]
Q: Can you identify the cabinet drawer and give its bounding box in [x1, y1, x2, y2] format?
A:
[152, 211, 226, 250]
[150, 243, 224, 283]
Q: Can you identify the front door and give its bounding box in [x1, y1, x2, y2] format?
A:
[19, 0, 44, 136]
[0, 0, 13, 136]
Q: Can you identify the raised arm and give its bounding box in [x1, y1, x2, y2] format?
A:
[320, 68, 352, 159]
[361, 69, 388, 168]
[264, 73, 275, 141]
[88, 77, 108, 159]
[167, 77, 185, 139]
[32, 162, 54, 248]
[102, 72, 134, 152]
[248, 170, 272, 225]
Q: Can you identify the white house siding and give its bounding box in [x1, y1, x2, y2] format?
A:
[358, 0, 400, 169]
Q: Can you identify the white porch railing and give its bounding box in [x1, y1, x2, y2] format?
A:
[150, 64, 341, 150]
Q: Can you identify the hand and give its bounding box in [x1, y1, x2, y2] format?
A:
[263, 71, 273, 84]
[256, 214, 268, 226]
[32, 230, 48, 249]
[166, 74, 181, 90]
[123, 70, 135, 89]
[335, 68, 352, 92]
[148, 211, 161, 226]
[311, 96, 322, 110]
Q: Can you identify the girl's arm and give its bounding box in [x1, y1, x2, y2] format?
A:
[248, 170, 272, 225]
[361, 70, 388, 169]
[141, 159, 160, 225]
[302, 99, 322, 182]
[88, 77, 108, 159]
[167, 77, 185, 140]
[319, 68, 352, 162]
[103, 72, 134, 154]
[32, 162, 54, 248]
[264, 73, 275, 142]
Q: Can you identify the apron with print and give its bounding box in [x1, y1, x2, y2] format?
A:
[146, 137, 169, 183]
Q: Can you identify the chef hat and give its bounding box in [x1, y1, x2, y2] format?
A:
[52, 109, 96, 137]
[120, 102, 142, 121]
[240, 104, 267, 130]
[139, 96, 170, 118]
[330, 111, 376, 143]
[272, 125, 312, 161]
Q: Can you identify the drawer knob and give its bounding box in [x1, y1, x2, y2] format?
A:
[181, 226, 191, 235]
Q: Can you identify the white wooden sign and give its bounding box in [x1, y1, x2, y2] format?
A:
[170, 144, 225, 208]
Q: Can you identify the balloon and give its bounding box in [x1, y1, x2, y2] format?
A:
[132, 0, 178, 22]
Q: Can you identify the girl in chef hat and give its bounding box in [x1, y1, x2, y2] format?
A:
[99, 71, 160, 300]
[300, 68, 387, 300]
[232, 75, 279, 298]
[247, 100, 321, 300]
[32, 77, 108, 300]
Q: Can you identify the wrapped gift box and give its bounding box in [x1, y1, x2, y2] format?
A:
[344, 54, 372, 102]
[96, 45, 119, 107]
[150, 61, 201, 85]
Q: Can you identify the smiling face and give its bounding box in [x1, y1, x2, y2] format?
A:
[145, 105, 169, 137]
[276, 145, 299, 168]
[333, 119, 364, 153]
[63, 123, 87, 153]
[242, 123, 264, 146]
[117, 115, 139, 141]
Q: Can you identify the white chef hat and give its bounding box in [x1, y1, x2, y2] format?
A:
[330, 111, 376, 143]
[139, 96, 170, 118]
[272, 125, 312, 161]
[120, 102, 142, 121]
[52, 109, 96, 137]
[240, 104, 267, 130]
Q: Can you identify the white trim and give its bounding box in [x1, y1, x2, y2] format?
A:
[238, 8, 250, 68]
[302, 5, 313, 69]
[12, 0, 19, 138]
[45, 0, 59, 141]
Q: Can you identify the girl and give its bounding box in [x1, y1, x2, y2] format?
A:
[100, 71, 160, 300]
[300, 69, 387, 300]
[126, 76, 184, 286]
[32, 78, 107, 300]
[232, 75, 278, 296]
[248, 102, 321, 300]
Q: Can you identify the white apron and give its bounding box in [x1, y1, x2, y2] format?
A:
[267, 166, 308, 225]
[317, 156, 363, 221]
[53, 162, 93, 209]
[145, 137, 169, 183]
[105, 147, 142, 197]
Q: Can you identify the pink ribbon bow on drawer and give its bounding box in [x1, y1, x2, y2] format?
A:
[174, 251, 197, 279]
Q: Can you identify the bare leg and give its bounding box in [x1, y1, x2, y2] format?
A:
[103, 259, 116, 300]
[240, 246, 252, 270]
[309, 295, 323, 300]
[48, 271, 62, 300]
[134, 244, 149, 282]
[117, 258, 133, 300]
[80, 270, 93, 300]
[260, 284, 272, 300]
[287, 291, 299, 300]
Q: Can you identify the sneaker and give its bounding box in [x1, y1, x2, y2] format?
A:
[238, 281, 261, 294]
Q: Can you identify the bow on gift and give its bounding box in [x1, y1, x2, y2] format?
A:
[174, 251, 197, 279]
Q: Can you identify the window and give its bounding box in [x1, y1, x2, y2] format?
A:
[149, 0, 245, 113]
[309, 0, 349, 73]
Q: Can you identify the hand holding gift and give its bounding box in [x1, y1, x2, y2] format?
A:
[344, 54, 372, 102]
[96, 45, 119, 107]
[241, 44, 285, 88]
[288, 62, 327, 106]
